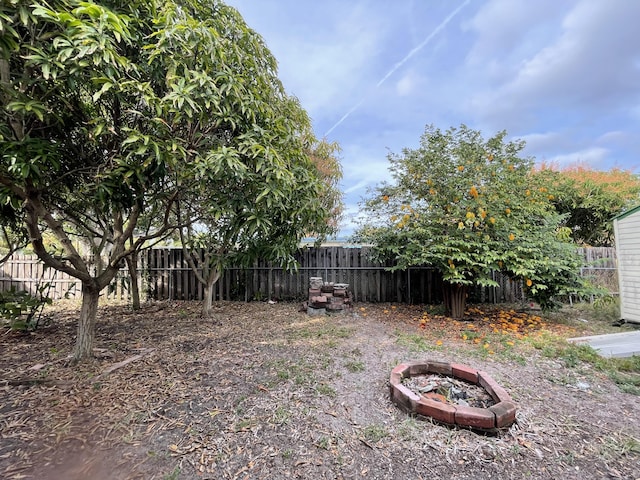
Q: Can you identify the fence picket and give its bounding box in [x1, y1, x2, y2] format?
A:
[0, 247, 618, 304]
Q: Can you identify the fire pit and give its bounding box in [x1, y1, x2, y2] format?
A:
[389, 361, 516, 429]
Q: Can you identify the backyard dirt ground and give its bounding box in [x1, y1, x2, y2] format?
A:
[1, 300, 639, 480]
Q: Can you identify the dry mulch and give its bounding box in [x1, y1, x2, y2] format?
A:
[1, 301, 639, 479]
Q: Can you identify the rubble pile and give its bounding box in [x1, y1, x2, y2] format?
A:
[306, 276, 351, 315]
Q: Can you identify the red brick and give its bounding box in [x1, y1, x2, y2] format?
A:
[451, 363, 479, 384]
[308, 288, 321, 296]
[489, 401, 517, 428]
[310, 295, 327, 304]
[333, 288, 346, 297]
[391, 363, 411, 381]
[454, 405, 496, 429]
[390, 384, 420, 412]
[427, 361, 452, 375]
[415, 397, 456, 424]
[408, 362, 430, 375]
[478, 371, 512, 403]
[389, 372, 402, 386]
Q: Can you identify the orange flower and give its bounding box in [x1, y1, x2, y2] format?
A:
[526, 278, 533, 287]
[505, 208, 511, 215]
[436, 340, 443, 346]
[382, 195, 389, 202]
[469, 186, 479, 198]
[509, 233, 515, 241]
[457, 165, 465, 172]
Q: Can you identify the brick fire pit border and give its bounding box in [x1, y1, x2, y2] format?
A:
[389, 361, 517, 429]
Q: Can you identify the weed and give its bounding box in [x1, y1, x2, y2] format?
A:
[316, 436, 331, 450]
[598, 433, 640, 461]
[396, 417, 419, 441]
[316, 383, 336, 397]
[272, 406, 291, 425]
[609, 370, 640, 395]
[233, 418, 256, 432]
[344, 360, 365, 373]
[282, 449, 293, 460]
[395, 331, 434, 352]
[362, 424, 388, 443]
[527, 332, 640, 395]
[163, 466, 180, 480]
[290, 323, 354, 341]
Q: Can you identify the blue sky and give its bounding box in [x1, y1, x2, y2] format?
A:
[225, 0, 640, 236]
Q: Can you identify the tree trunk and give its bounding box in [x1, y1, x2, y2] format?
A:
[126, 253, 141, 311]
[202, 268, 221, 316]
[443, 282, 467, 319]
[74, 282, 101, 360]
[203, 284, 213, 316]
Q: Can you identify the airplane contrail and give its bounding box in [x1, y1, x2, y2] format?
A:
[324, 0, 471, 137]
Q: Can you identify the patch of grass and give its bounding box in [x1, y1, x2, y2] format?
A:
[344, 360, 365, 373]
[266, 359, 318, 387]
[527, 331, 640, 395]
[396, 417, 420, 441]
[272, 406, 291, 425]
[598, 432, 640, 461]
[315, 382, 336, 397]
[233, 418, 257, 432]
[163, 466, 180, 480]
[362, 424, 388, 444]
[395, 331, 434, 352]
[315, 436, 331, 450]
[290, 323, 354, 342]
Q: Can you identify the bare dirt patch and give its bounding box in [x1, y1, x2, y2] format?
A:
[1, 301, 639, 479]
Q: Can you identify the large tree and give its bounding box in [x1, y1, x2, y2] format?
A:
[355, 125, 586, 317]
[532, 163, 640, 246]
[0, 0, 330, 358]
[179, 136, 343, 316]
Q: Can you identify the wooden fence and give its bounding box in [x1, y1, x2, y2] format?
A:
[0, 246, 618, 304]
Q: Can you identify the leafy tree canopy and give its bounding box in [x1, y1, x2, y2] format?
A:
[355, 125, 586, 316]
[0, 0, 336, 357]
[532, 163, 640, 246]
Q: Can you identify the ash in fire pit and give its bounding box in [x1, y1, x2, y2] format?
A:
[403, 373, 495, 409]
[306, 277, 352, 315]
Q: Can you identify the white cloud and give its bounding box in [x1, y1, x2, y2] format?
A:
[517, 131, 564, 151]
[466, 0, 640, 129]
[543, 147, 609, 167]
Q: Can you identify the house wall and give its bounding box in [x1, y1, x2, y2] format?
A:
[614, 209, 640, 323]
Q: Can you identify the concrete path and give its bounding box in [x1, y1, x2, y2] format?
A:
[568, 330, 640, 358]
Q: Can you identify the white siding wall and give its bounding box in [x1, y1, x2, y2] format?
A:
[614, 211, 640, 323]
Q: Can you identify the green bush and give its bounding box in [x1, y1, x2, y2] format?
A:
[0, 286, 52, 331]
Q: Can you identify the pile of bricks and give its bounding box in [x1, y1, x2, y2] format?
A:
[307, 277, 352, 315]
